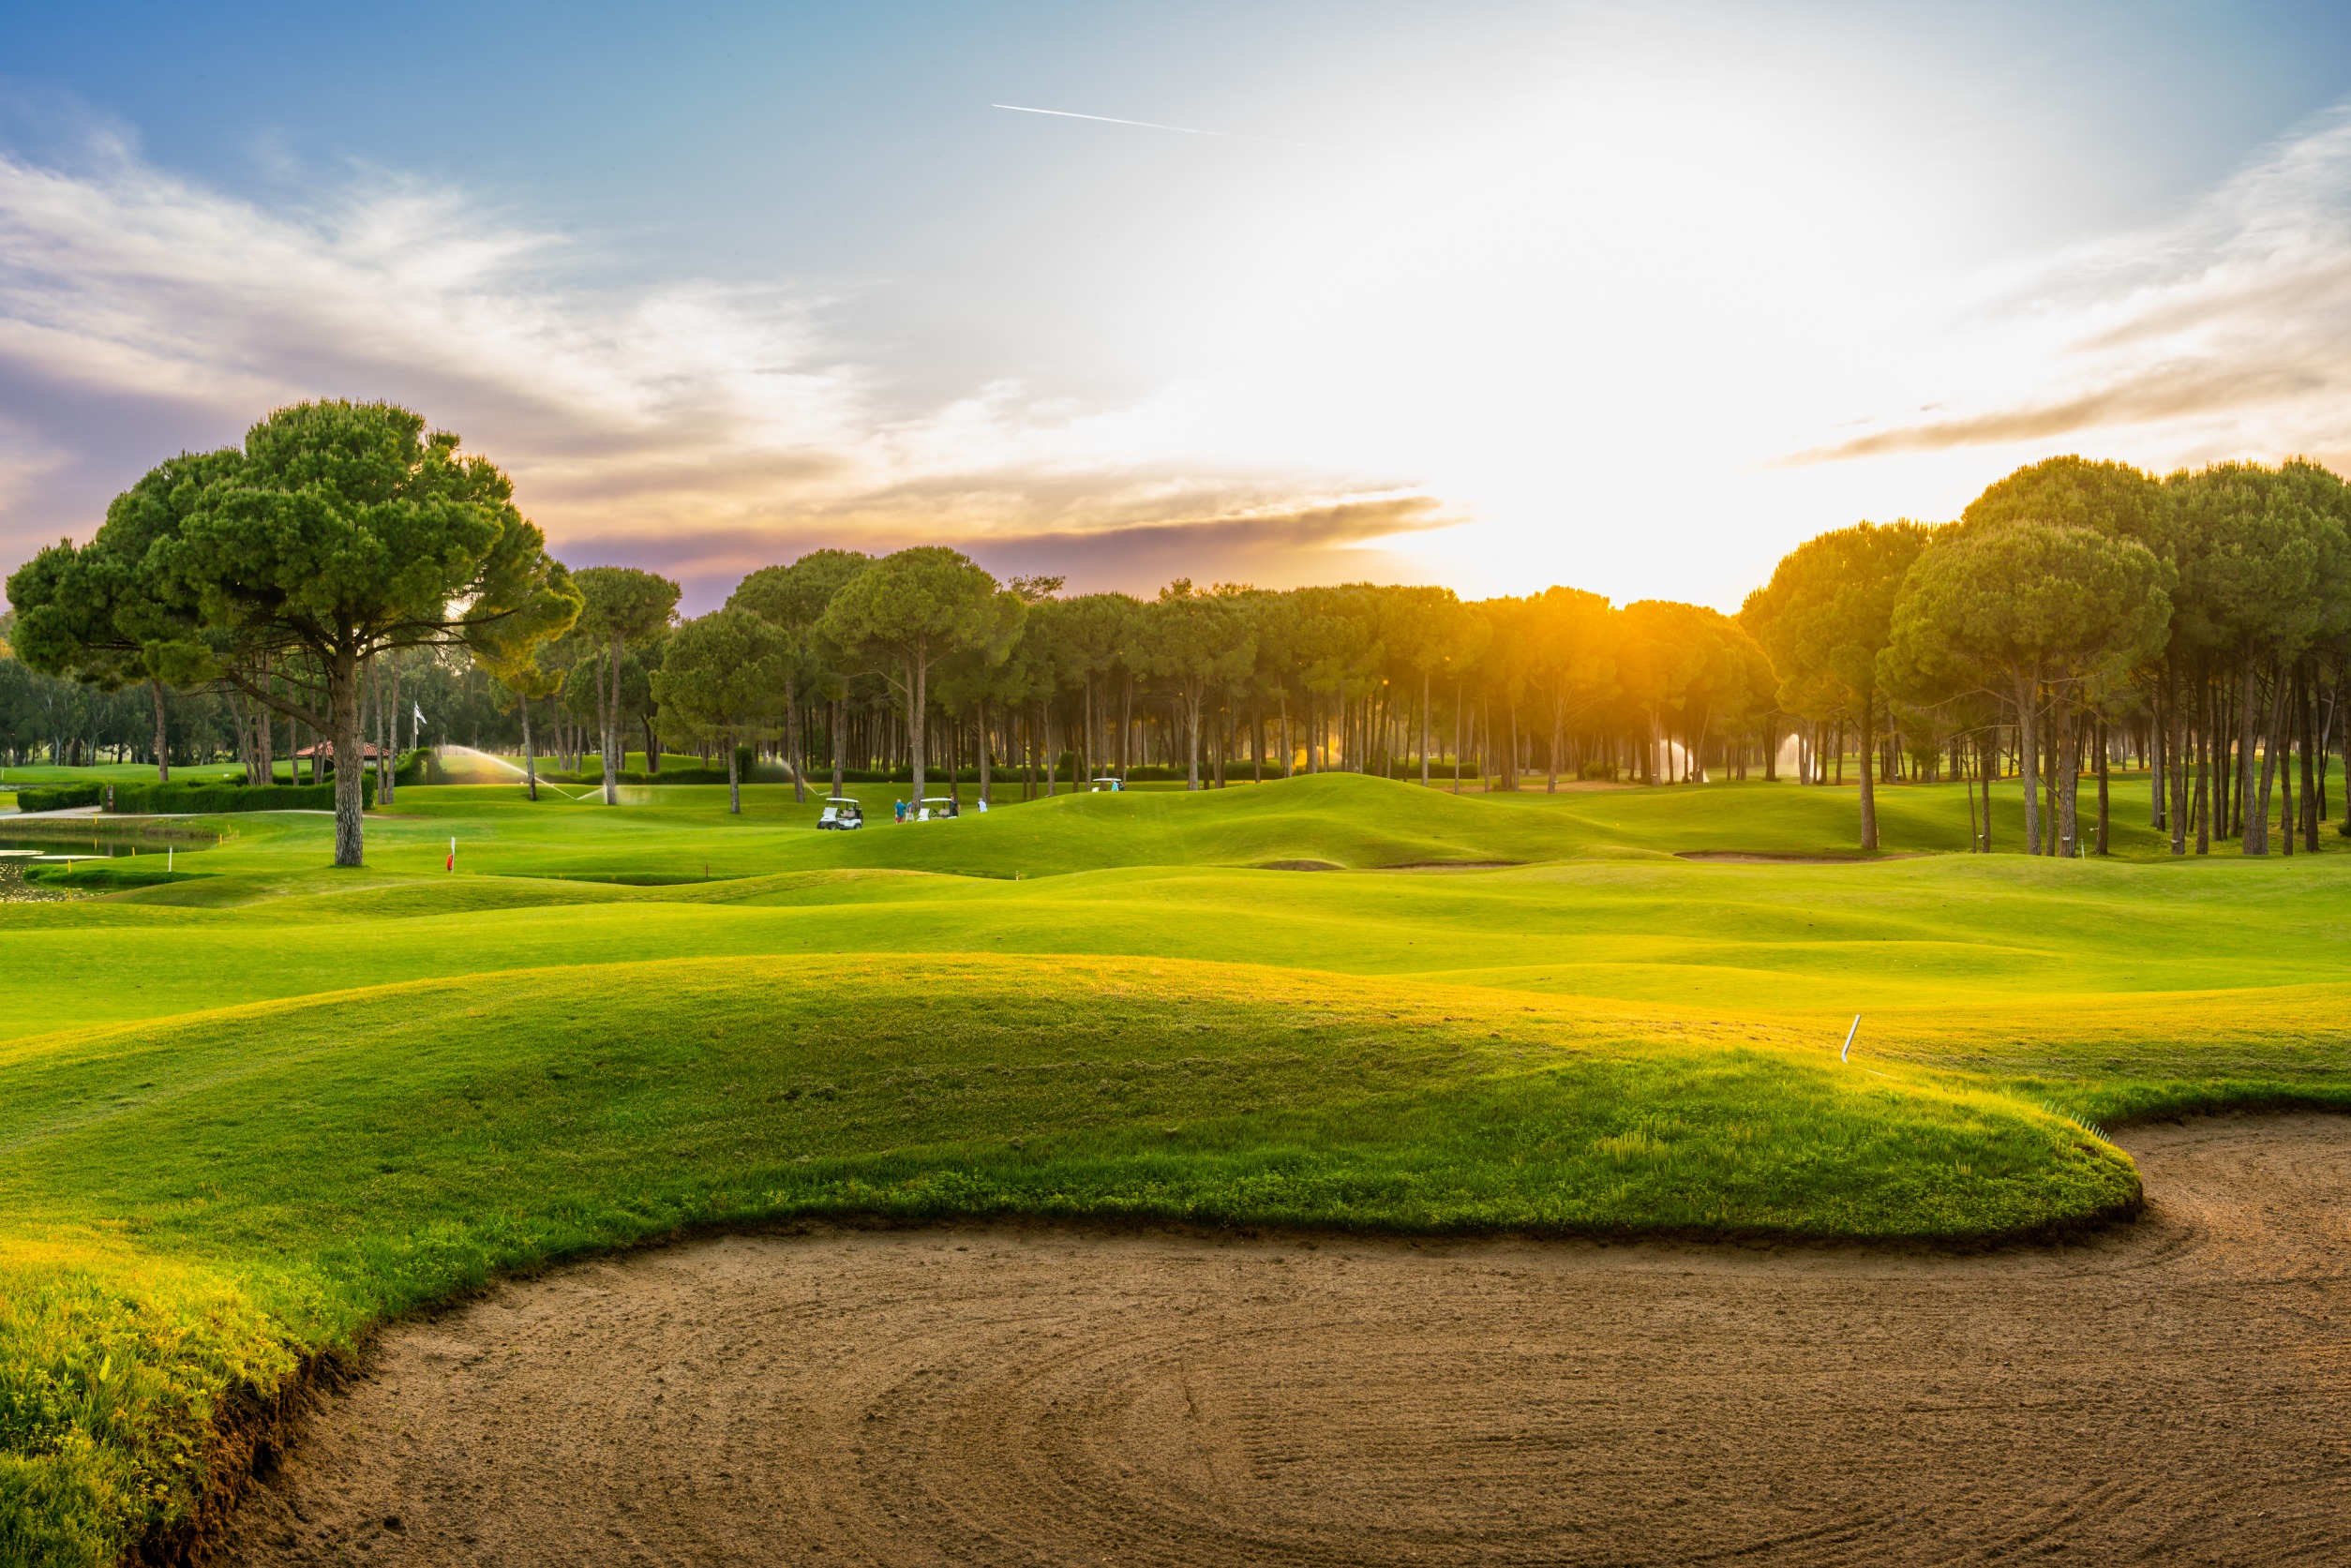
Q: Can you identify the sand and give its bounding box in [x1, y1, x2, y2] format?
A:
[214, 1114, 2351, 1565]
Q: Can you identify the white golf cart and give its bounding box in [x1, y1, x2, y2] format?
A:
[1089, 776, 1125, 793]
[817, 796, 864, 830]
[915, 796, 962, 821]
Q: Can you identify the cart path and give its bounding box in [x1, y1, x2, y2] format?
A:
[215, 1114, 2351, 1566]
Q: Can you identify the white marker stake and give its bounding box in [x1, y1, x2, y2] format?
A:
[1841, 1014, 1862, 1063]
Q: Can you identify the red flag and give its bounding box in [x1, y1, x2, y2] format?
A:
[446, 836, 456, 873]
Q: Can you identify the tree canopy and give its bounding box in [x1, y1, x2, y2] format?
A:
[1748, 521, 1930, 847]
[6, 400, 577, 862]
[818, 546, 1024, 801]
[651, 607, 793, 813]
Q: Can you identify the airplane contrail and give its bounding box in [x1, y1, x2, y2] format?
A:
[990, 103, 1311, 148]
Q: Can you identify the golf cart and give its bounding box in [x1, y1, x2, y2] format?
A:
[915, 796, 961, 821]
[816, 796, 864, 830]
[1089, 776, 1125, 793]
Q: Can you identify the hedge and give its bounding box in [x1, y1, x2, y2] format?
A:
[101, 779, 375, 814]
[14, 783, 105, 812]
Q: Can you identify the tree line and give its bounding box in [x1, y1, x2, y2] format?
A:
[8, 400, 2349, 860]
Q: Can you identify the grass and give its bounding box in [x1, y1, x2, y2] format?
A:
[0, 766, 2344, 1562]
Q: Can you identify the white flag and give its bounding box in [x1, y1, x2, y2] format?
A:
[413, 702, 427, 728]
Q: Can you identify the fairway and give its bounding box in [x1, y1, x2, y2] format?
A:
[1, 772, 2345, 1564]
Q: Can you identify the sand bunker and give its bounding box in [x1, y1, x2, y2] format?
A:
[217, 1115, 2351, 1565]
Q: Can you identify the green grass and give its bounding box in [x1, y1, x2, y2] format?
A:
[0, 763, 245, 787]
[1, 767, 2345, 1562]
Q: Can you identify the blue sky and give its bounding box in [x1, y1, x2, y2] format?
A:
[6, 0, 2351, 610]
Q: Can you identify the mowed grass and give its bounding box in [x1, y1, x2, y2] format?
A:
[1, 769, 2346, 1562]
[0, 956, 2133, 1562]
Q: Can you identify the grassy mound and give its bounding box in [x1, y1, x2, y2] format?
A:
[17, 767, 2198, 889]
[0, 953, 2135, 1562]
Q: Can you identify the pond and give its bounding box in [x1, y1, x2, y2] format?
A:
[0, 836, 211, 902]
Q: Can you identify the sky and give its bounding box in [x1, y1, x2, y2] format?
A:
[5, 0, 2351, 613]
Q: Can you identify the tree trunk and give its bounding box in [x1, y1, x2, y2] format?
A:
[726, 732, 741, 814]
[2279, 689, 2296, 859]
[1422, 672, 1433, 789]
[2194, 675, 2211, 855]
[2095, 719, 2109, 855]
[906, 657, 927, 804]
[1185, 686, 1202, 790]
[2321, 670, 2339, 826]
[978, 698, 993, 805]
[2300, 665, 2320, 850]
[369, 658, 386, 803]
[1980, 735, 1994, 850]
[521, 695, 538, 801]
[1857, 700, 1879, 850]
[331, 647, 366, 867]
[2016, 676, 2042, 856]
[831, 699, 845, 798]
[2171, 671, 2191, 856]
[2249, 663, 2285, 856]
[1548, 694, 1562, 794]
[149, 679, 170, 784]
[2236, 660, 2261, 847]
[2054, 701, 2080, 857]
[1452, 681, 1464, 794]
[786, 676, 805, 803]
[384, 655, 399, 803]
[603, 631, 622, 805]
[1966, 737, 1981, 851]
[255, 669, 276, 783]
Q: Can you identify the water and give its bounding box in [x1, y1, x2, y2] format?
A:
[436, 746, 600, 800]
[0, 834, 214, 901]
[0, 836, 208, 858]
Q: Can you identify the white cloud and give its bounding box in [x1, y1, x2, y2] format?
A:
[6, 67, 2350, 617]
[0, 135, 1410, 600]
[1798, 104, 2351, 471]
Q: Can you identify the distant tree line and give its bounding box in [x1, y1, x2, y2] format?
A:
[1745, 456, 2351, 858]
[8, 400, 2349, 855]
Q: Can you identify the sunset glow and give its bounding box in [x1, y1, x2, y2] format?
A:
[4, 2, 2348, 608]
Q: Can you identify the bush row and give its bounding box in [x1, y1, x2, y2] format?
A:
[25, 779, 381, 814]
[14, 782, 104, 811]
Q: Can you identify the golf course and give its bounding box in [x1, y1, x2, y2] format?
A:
[3, 769, 2347, 1562]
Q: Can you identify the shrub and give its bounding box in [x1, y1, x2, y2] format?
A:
[391, 749, 440, 787]
[102, 780, 374, 815]
[14, 784, 104, 813]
